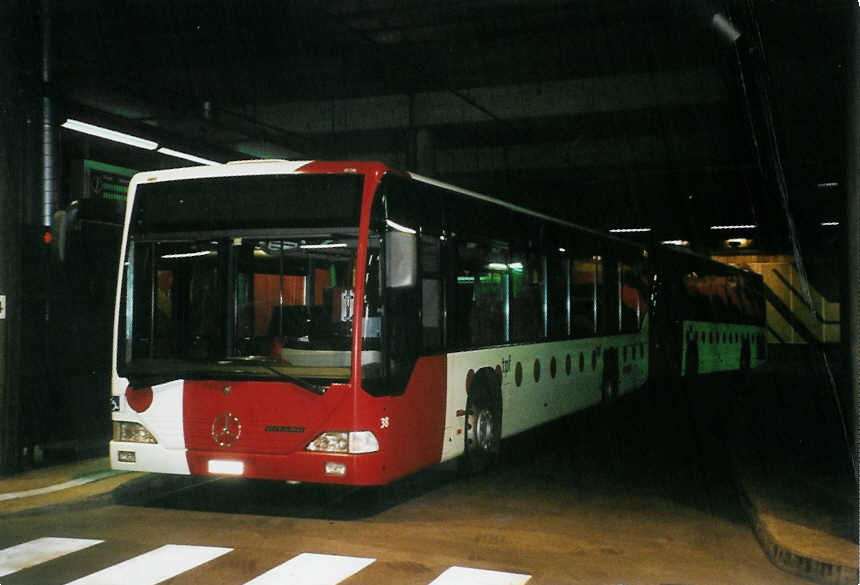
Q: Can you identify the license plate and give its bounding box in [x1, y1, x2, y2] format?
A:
[207, 460, 244, 475]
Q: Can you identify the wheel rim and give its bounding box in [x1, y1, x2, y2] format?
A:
[467, 407, 495, 453]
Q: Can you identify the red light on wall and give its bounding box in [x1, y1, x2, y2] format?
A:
[43, 231, 52, 244]
[125, 386, 153, 412]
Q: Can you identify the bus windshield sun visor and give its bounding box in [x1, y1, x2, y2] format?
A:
[132, 174, 363, 233]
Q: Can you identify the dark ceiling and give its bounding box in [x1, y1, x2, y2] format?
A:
[39, 0, 855, 252]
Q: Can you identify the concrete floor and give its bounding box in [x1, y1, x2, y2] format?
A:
[0, 375, 822, 585]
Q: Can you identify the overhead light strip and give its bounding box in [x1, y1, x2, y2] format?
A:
[709, 224, 757, 230]
[820, 221, 840, 227]
[157, 147, 219, 166]
[300, 243, 348, 249]
[62, 118, 220, 165]
[609, 227, 651, 233]
[61, 118, 158, 150]
[161, 251, 215, 259]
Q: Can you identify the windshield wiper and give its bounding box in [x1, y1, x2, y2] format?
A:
[122, 359, 227, 388]
[219, 357, 325, 395]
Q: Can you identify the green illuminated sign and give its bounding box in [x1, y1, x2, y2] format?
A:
[84, 160, 136, 202]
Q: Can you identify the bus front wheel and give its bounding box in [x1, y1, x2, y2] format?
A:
[460, 370, 502, 475]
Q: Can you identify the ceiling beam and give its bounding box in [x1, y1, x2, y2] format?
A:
[253, 67, 728, 135]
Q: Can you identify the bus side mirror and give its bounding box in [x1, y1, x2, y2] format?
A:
[51, 204, 78, 263]
[386, 231, 417, 289]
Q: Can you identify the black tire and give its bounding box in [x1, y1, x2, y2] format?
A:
[685, 341, 699, 377]
[459, 368, 502, 475]
[740, 340, 751, 370]
[601, 347, 620, 405]
[601, 377, 618, 405]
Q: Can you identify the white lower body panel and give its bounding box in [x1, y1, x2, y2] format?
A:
[441, 334, 649, 462]
[110, 441, 190, 475]
[110, 378, 189, 474]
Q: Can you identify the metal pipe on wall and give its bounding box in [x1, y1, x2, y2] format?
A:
[41, 0, 57, 228]
[41, 96, 56, 228]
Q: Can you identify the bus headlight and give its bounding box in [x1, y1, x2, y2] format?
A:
[113, 421, 157, 444]
[306, 431, 379, 454]
[348, 431, 380, 454]
[306, 431, 348, 452]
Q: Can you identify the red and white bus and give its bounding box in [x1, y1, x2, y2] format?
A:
[110, 160, 765, 485]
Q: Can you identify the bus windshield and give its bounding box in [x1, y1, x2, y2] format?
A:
[117, 174, 365, 387]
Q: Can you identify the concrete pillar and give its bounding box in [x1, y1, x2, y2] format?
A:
[846, 10, 859, 466]
[409, 127, 436, 176]
[408, 94, 436, 176]
[0, 1, 30, 473]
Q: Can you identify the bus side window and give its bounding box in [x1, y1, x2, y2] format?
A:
[619, 259, 648, 333]
[422, 278, 442, 350]
[382, 176, 445, 355]
[453, 239, 508, 348]
[547, 252, 569, 339]
[367, 188, 420, 397]
[386, 284, 420, 395]
[509, 247, 543, 343]
[421, 234, 443, 352]
[571, 256, 602, 337]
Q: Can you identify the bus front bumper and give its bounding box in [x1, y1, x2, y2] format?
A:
[109, 441, 390, 485]
[185, 449, 389, 485]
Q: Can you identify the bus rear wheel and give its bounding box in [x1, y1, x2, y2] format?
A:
[740, 340, 751, 370]
[460, 370, 501, 475]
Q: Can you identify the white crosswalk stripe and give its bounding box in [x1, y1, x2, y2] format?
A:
[0, 537, 103, 578]
[428, 566, 532, 585]
[62, 544, 232, 585]
[241, 552, 376, 585]
[0, 536, 533, 584]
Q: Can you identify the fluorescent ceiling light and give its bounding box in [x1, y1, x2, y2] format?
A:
[661, 240, 689, 246]
[816, 182, 839, 189]
[486, 262, 524, 271]
[820, 221, 840, 227]
[158, 147, 219, 166]
[300, 242, 348, 249]
[711, 13, 741, 44]
[61, 118, 158, 150]
[161, 251, 215, 259]
[609, 228, 651, 233]
[709, 224, 757, 230]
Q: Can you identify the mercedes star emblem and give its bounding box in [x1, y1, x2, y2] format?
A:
[211, 413, 242, 447]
